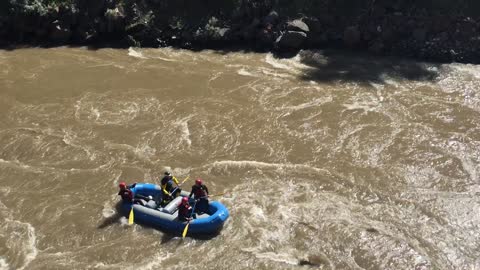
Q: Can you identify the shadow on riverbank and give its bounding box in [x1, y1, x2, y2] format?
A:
[291, 49, 440, 84]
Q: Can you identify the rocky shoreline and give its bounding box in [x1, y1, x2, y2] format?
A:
[2, 0, 480, 63]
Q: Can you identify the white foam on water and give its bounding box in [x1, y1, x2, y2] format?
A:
[154, 55, 176, 62]
[370, 81, 385, 90]
[134, 144, 156, 160]
[87, 63, 126, 70]
[92, 248, 176, 270]
[449, 64, 480, 80]
[119, 216, 129, 226]
[75, 94, 142, 125]
[208, 160, 331, 176]
[342, 93, 381, 113]
[135, 252, 172, 270]
[438, 64, 480, 113]
[237, 68, 255, 77]
[0, 158, 41, 173]
[102, 203, 116, 218]
[92, 108, 100, 120]
[0, 258, 9, 270]
[253, 251, 299, 265]
[259, 67, 295, 79]
[12, 220, 38, 270]
[265, 53, 310, 72]
[248, 205, 267, 222]
[443, 139, 479, 184]
[127, 47, 147, 59]
[175, 117, 192, 146]
[276, 96, 333, 112]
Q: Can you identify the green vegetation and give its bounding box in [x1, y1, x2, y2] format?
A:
[1, 0, 479, 63]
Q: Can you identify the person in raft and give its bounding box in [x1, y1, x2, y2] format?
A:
[189, 178, 209, 214]
[118, 182, 151, 206]
[161, 172, 180, 205]
[178, 197, 193, 222]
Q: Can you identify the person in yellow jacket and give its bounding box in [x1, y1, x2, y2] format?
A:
[160, 172, 180, 205]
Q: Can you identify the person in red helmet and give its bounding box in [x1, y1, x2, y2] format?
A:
[118, 182, 150, 205]
[178, 197, 193, 222]
[118, 182, 133, 202]
[189, 178, 209, 214]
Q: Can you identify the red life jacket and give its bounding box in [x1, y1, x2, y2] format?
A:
[192, 185, 207, 198]
[118, 189, 133, 202]
[178, 203, 191, 218]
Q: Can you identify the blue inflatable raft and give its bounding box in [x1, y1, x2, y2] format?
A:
[121, 183, 229, 235]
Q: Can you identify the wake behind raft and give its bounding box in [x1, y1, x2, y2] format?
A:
[121, 183, 229, 235]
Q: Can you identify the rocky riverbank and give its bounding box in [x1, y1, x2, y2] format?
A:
[2, 0, 480, 63]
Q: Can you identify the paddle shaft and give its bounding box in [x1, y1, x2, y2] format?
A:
[168, 176, 190, 196]
[182, 200, 197, 238]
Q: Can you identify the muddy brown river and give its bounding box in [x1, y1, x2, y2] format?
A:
[0, 47, 479, 270]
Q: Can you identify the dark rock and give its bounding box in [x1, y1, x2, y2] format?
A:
[306, 33, 328, 46]
[372, 7, 386, 17]
[126, 21, 148, 35]
[391, 15, 406, 28]
[275, 31, 307, 49]
[181, 30, 194, 42]
[231, 8, 245, 22]
[263, 11, 279, 26]
[303, 17, 322, 34]
[242, 18, 260, 40]
[105, 7, 125, 33]
[209, 27, 230, 41]
[381, 25, 395, 42]
[456, 21, 476, 38]
[0, 20, 8, 37]
[77, 13, 92, 33]
[407, 19, 416, 29]
[85, 0, 107, 18]
[50, 20, 71, 42]
[287, 19, 309, 33]
[72, 28, 89, 43]
[256, 25, 276, 46]
[343, 26, 361, 47]
[431, 16, 450, 33]
[438, 32, 449, 42]
[57, 6, 77, 28]
[413, 28, 427, 42]
[126, 35, 140, 47]
[369, 39, 384, 54]
[198, 17, 230, 42]
[318, 13, 335, 26]
[35, 27, 48, 38]
[106, 0, 116, 9]
[96, 19, 107, 34]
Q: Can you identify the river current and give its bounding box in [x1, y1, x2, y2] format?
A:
[0, 47, 479, 270]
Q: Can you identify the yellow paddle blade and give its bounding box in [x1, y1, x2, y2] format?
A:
[182, 223, 190, 238]
[128, 207, 134, 225]
[181, 176, 190, 185]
